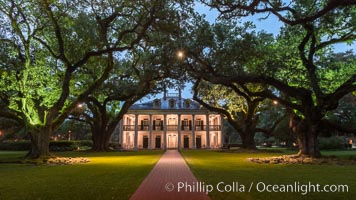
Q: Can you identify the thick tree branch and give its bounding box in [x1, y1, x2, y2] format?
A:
[52, 52, 114, 128]
[228, 83, 251, 102]
[0, 110, 24, 124]
[210, 74, 311, 100]
[256, 113, 287, 135]
[316, 32, 356, 51]
[324, 74, 356, 110]
[203, 0, 356, 26]
[41, 0, 71, 66]
[67, 117, 93, 127]
[297, 25, 323, 100]
[193, 80, 243, 133]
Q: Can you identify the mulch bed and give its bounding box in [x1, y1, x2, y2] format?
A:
[248, 155, 356, 165]
[46, 157, 90, 165]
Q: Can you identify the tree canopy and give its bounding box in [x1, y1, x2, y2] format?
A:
[182, 1, 356, 157]
[0, 0, 355, 159]
[0, 0, 191, 159]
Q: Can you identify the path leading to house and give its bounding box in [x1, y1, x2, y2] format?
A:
[129, 150, 211, 200]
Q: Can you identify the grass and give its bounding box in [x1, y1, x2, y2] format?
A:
[1, 149, 355, 200]
[0, 150, 163, 200]
[181, 150, 356, 200]
[320, 150, 356, 158]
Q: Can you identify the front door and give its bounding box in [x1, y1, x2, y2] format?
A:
[212, 134, 217, 148]
[196, 136, 201, 149]
[143, 136, 148, 149]
[184, 136, 189, 148]
[155, 136, 161, 149]
[167, 134, 177, 149]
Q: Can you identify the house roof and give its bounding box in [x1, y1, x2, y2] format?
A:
[129, 96, 208, 111]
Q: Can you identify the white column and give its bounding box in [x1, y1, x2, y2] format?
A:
[163, 114, 167, 150]
[178, 114, 181, 150]
[149, 114, 153, 149]
[134, 114, 138, 150]
[119, 119, 123, 149]
[192, 114, 196, 149]
[206, 114, 210, 149]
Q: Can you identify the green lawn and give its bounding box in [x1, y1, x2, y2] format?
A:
[0, 151, 163, 200]
[1, 150, 355, 200]
[181, 150, 356, 200]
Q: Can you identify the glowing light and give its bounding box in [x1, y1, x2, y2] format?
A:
[177, 50, 184, 59]
[273, 100, 278, 105]
[77, 103, 83, 108]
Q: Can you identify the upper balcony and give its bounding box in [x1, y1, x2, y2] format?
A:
[123, 125, 221, 131]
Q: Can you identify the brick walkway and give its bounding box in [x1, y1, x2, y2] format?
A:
[129, 150, 211, 200]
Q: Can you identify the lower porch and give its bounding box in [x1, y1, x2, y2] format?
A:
[121, 131, 222, 150]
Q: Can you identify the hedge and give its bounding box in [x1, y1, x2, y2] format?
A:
[0, 141, 31, 151]
[318, 136, 344, 150]
[0, 140, 93, 151]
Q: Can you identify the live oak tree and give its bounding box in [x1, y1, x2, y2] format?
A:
[71, 49, 185, 151]
[193, 80, 286, 149]
[72, 82, 150, 151]
[179, 19, 283, 149]
[0, 0, 173, 159]
[66, 2, 193, 151]
[67, 57, 148, 151]
[189, 0, 356, 157]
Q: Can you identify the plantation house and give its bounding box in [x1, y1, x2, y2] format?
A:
[119, 91, 222, 150]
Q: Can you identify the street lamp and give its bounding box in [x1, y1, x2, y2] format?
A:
[177, 50, 184, 59]
[68, 130, 71, 141]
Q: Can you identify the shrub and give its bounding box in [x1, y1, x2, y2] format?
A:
[49, 140, 93, 151]
[0, 140, 93, 151]
[108, 142, 121, 150]
[318, 136, 344, 150]
[49, 141, 79, 151]
[79, 140, 93, 147]
[0, 140, 30, 151]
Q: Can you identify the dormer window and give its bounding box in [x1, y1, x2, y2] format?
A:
[169, 98, 175, 108]
[185, 99, 191, 108]
[154, 99, 161, 108]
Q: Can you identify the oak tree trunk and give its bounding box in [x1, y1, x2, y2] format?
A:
[291, 115, 321, 157]
[26, 125, 52, 159]
[240, 131, 256, 149]
[91, 127, 112, 151]
[297, 123, 321, 157]
[239, 117, 257, 149]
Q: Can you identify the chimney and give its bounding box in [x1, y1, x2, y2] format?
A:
[178, 88, 182, 100]
[163, 86, 167, 100]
